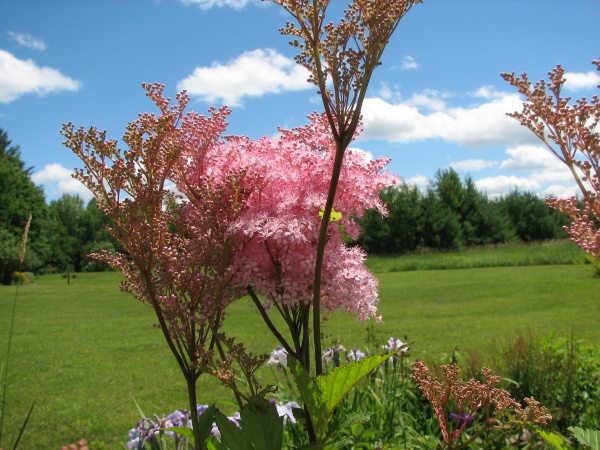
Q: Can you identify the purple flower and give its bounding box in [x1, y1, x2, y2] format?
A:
[450, 411, 476, 429]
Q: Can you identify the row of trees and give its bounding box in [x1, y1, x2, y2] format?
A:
[0, 129, 118, 284]
[0, 127, 573, 283]
[354, 168, 572, 254]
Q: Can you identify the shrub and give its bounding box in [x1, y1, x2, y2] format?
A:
[488, 333, 600, 434]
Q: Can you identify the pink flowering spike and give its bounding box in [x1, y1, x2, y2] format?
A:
[223, 112, 397, 320]
[503, 59, 600, 261]
[412, 361, 552, 447]
[64, 85, 271, 450]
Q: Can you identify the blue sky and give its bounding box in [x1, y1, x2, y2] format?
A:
[1, 0, 599, 203]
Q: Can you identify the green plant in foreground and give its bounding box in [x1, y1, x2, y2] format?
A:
[539, 426, 600, 450]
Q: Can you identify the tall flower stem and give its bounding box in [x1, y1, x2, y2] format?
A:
[311, 139, 347, 376]
[186, 373, 204, 450]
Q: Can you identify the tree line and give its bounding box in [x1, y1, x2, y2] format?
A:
[353, 168, 572, 254]
[0, 129, 119, 285]
[0, 128, 573, 284]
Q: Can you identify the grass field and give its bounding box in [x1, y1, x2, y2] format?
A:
[0, 241, 598, 448]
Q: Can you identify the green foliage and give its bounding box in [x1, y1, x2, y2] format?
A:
[569, 427, 600, 449]
[487, 333, 600, 435]
[355, 168, 571, 255]
[0, 130, 49, 284]
[0, 230, 41, 286]
[498, 190, 571, 242]
[537, 429, 573, 450]
[288, 353, 395, 448]
[213, 396, 283, 450]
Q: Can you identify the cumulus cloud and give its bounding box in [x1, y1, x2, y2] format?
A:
[400, 55, 419, 70]
[31, 164, 93, 202]
[564, 71, 600, 91]
[404, 175, 429, 188]
[359, 90, 534, 148]
[473, 145, 577, 198]
[8, 31, 46, 51]
[451, 159, 497, 172]
[499, 145, 558, 171]
[179, 0, 253, 9]
[177, 49, 311, 107]
[0, 50, 81, 103]
[475, 175, 540, 198]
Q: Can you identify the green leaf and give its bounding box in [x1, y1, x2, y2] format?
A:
[536, 429, 572, 450]
[239, 396, 283, 450]
[569, 426, 600, 450]
[317, 353, 395, 412]
[199, 404, 217, 444]
[207, 435, 229, 450]
[288, 358, 329, 438]
[289, 353, 394, 443]
[214, 409, 254, 450]
[333, 411, 371, 431]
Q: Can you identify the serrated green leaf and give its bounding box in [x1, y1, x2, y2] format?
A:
[317, 353, 394, 412]
[239, 396, 283, 450]
[536, 429, 572, 450]
[214, 409, 254, 450]
[334, 411, 371, 430]
[288, 358, 329, 438]
[569, 426, 600, 450]
[289, 354, 394, 443]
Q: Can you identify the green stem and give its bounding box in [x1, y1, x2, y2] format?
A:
[186, 373, 205, 450]
[312, 138, 346, 376]
[246, 287, 296, 358]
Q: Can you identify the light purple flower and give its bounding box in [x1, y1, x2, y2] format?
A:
[382, 337, 409, 354]
[322, 345, 345, 363]
[276, 401, 300, 425]
[347, 348, 366, 362]
[267, 346, 288, 367]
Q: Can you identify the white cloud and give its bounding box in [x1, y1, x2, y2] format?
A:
[451, 159, 497, 172]
[359, 90, 533, 148]
[564, 71, 600, 91]
[404, 175, 429, 188]
[177, 49, 311, 107]
[179, 0, 254, 9]
[543, 183, 579, 199]
[475, 175, 540, 198]
[407, 90, 449, 112]
[8, 32, 46, 51]
[473, 145, 579, 198]
[31, 164, 93, 202]
[400, 55, 419, 70]
[499, 145, 558, 171]
[0, 50, 81, 103]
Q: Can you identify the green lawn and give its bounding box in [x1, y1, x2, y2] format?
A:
[0, 243, 598, 448]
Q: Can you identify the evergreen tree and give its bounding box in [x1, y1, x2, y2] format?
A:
[0, 129, 49, 283]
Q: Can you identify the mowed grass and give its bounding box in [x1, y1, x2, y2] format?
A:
[0, 241, 598, 448]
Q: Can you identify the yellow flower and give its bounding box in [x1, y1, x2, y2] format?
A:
[319, 208, 342, 222]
